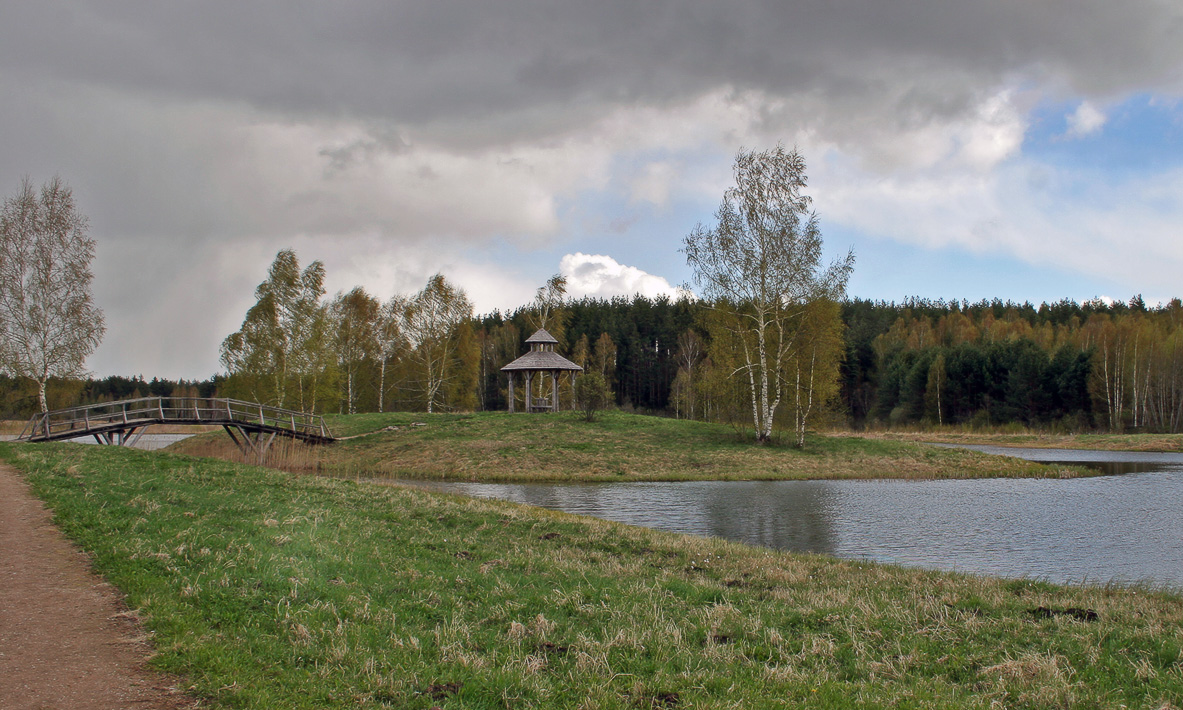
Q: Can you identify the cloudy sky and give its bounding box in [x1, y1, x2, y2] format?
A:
[2, 2, 1182, 379]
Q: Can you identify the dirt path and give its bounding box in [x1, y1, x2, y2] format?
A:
[0, 462, 199, 709]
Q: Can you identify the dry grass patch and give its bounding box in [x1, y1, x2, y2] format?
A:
[855, 428, 1183, 453]
[0, 419, 28, 435]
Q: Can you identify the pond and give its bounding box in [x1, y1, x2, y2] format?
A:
[399, 446, 1183, 588]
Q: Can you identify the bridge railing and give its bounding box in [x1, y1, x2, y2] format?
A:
[19, 396, 332, 442]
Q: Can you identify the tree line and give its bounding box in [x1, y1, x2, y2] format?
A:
[842, 296, 1183, 432]
[13, 290, 1183, 437]
[213, 247, 694, 419]
[0, 374, 222, 418]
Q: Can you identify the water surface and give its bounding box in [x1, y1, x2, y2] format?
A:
[1, 432, 195, 450]
[401, 446, 1183, 588]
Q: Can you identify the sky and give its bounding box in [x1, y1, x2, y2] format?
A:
[2, 2, 1183, 380]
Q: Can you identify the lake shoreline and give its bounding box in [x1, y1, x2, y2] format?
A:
[168, 410, 1102, 483]
[855, 428, 1183, 453]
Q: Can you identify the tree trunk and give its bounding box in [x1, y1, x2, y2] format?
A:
[378, 359, 386, 413]
[757, 316, 773, 443]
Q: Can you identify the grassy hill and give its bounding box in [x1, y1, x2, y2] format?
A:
[171, 410, 1086, 482]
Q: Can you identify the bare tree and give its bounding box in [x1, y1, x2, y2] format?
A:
[0, 177, 105, 412]
[683, 146, 853, 445]
[399, 274, 473, 413]
[527, 274, 568, 332]
[673, 329, 704, 419]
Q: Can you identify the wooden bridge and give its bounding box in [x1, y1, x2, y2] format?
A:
[17, 397, 334, 457]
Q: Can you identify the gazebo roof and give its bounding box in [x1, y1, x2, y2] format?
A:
[501, 350, 583, 372]
[525, 328, 559, 344]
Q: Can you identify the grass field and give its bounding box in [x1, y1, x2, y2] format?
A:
[169, 411, 1090, 482]
[858, 429, 1183, 453]
[4, 441, 1182, 709]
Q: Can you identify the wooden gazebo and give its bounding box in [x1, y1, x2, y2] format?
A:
[501, 328, 583, 412]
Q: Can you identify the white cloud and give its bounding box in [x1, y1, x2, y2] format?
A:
[629, 161, 680, 207]
[812, 140, 1183, 295]
[1063, 101, 1107, 139]
[560, 253, 684, 301]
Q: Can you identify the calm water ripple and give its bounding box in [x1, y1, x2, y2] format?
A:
[400, 446, 1183, 588]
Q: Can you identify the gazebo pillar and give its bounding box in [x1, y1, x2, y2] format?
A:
[551, 371, 559, 411]
[508, 373, 515, 413]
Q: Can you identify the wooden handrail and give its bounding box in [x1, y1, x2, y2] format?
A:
[16, 396, 333, 443]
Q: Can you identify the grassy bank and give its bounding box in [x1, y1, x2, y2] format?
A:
[170, 411, 1086, 482]
[858, 429, 1183, 453]
[3, 442, 1181, 709]
[0, 418, 27, 435]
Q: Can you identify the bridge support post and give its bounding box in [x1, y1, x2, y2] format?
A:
[224, 424, 279, 463]
[90, 426, 143, 446]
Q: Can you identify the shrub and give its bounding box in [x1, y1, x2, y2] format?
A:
[575, 372, 610, 422]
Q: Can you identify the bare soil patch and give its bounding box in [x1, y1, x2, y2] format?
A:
[0, 461, 199, 710]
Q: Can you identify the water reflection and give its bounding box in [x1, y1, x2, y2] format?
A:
[401, 447, 1183, 587]
[410, 481, 838, 554]
[701, 482, 836, 554]
[1, 432, 195, 450]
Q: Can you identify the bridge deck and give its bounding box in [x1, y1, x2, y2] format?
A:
[18, 397, 334, 449]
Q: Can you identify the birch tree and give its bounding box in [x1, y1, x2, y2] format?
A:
[683, 145, 853, 444]
[526, 274, 569, 402]
[220, 249, 328, 410]
[527, 274, 568, 333]
[789, 297, 846, 445]
[672, 329, 704, 419]
[375, 294, 408, 413]
[399, 274, 473, 413]
[1084, 314, 1130, 431]
[329, 287, 380, 414]
[0, 177, 105, 412]
[592, 332, 617, 386]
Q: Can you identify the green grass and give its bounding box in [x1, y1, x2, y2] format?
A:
[4, 441, 1182, 709]
[171, 411, 1089, 482]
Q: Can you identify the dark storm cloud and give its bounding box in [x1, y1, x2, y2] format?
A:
[3, 1, 1180, 141]
[2, 1, 1182, 379]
